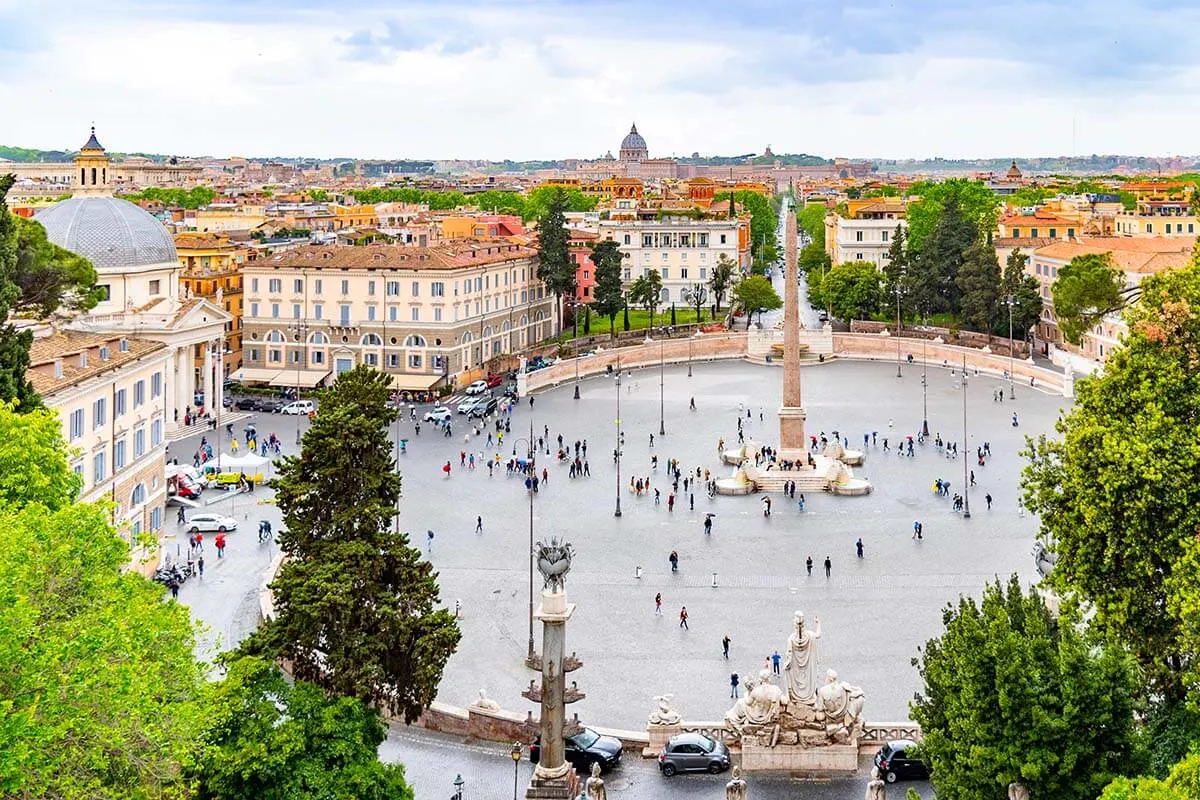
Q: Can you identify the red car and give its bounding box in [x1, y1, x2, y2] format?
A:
[485, 374, 504, 389]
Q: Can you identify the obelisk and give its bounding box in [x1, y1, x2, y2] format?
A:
[778, 205, 807, 460]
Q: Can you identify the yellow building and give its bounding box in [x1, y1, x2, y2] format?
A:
[332, 203, 379, 229]
[189, 204, 268, 233]
[176, 233, 246, 376]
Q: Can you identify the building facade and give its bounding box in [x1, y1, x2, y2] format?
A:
[177, 233, 247, 377]
[824, 201, 908, 268]
[237, 242, 556, 391]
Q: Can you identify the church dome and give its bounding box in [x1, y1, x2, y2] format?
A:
[619, 123, 648, 161]
[35, 196, 177, 270]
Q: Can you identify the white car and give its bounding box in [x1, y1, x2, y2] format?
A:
[457, 397, 483, 414]
[279, 399, 315, 415]
[423, 406, 452, 423]
[465, 380, 489, 395]
[187, 513, 238, 534]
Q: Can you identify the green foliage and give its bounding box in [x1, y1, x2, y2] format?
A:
[1138, 700, 1200, 779]
[535, 189, 575, 314]
[14, 216, 103, 315]
[732, 274, 782, 324]
[192, 656, 413, 800]
[708, 254, 737, 312]
[1050, 252, 1126, 345]
[523, 186, 597, 221]
[305, 188, 330, 202]
[582, 304, 591, 335]
[670, 303, 677, 326]
[1023, 259, 1200, 700]
[0, 403, 205, 798]
[905, 178, 999, 254]
[121, 185, 215, 209]
[912, 576, 1137, 800]
[798, 241, 831, 278]
[623, 301, 630, 331]
[1119, 191, 1138, 211]
[882, 224, 909, 297]
[820, 260, 883, 322]
[1002, 250, 1044, 337]
[1008, 187, 1056, 207]
[1100, 753, 1200, 800]
[0, 178, 39, 409]
[796, 202, 828, 249]
[589, 240, 624, 336]
[628, 271, 664, 327]
[909, 195, 978, 318]
[715, 191, 779, 268]
[863, 186, 901, 198]
[242, 366, 460, 722]
[956, 239, 1002, 333]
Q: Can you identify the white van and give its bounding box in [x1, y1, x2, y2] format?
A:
[280, 400, 315, 415]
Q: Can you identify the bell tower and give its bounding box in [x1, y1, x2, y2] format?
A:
[74, 126, 112, 197]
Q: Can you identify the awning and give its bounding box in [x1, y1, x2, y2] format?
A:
[269, 369, 331, 388]
[230, 367, 283, 385]
[390, 373, 443, 391]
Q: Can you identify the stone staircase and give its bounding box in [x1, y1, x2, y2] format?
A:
[741, 460, 840, 493]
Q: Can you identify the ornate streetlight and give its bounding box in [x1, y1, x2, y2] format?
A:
[961, 354, 971, 519]
[658, 331, 666, 437]
[894, 282, 904, 378]
[1006, 293, 1017, 400]
[512, 421, 537, 664]
[921, 336, 930, 437]
[614, 356, 622, 518]
[510, 742, 522, 800]
[453, 774, 464, 800]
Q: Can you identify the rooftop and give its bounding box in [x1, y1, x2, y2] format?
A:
[1035, 236, 1196, 273]
[260, 241, 538, 272]
[27, 330, 165, 395]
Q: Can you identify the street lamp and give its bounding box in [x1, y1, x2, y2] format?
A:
[1006, 293, 1017, 400]
[453, 774, 464, 800]
[894, 283, 904, 378]
[614, 355, 623, 518]
[921, 336, 929, 437]
[658, 332, 666, 436]
[510, 743, 522, 800]
[688, 335, 694, 378]
[512, 421, 537, 663]
[961, 354, 971, 520]
[573, 346, 580, 400]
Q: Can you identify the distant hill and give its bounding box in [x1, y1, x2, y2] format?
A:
[874, 155, 1200, 174]
[0, 145, 170, 163]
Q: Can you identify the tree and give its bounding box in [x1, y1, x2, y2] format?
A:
[882, 224, 909, 297]
[911, 576, 1137, 800]
[1050, 252, 1126, 345]
[0, 177, 39, 409]
[535, 189, 574, 333]
[715, 191, 779, 269]
[0, 403, 205, 798]
[683, 282, 709, 323]
[524, 185, 598, 222]
[623, 299, 630, 332]
[796, 202, 828, 249]
[1100, 753, 1200, 800]
[670, 303, 677, 326]
[908, 195, 977, 318]
[708, 254, 737, 313]
[955, 238, 1002, 333]
[582, 304, 591, 335]
[1022, 258, 1200, 700]
[13, 216, 103, 316]
[242, 366, 460, 722]
[192, 657, 413, 800]
[589, 240, 624, 337]
[732, 274, 782, 326]
[819, 260, 883, 322]
[904, 178, 999, 255]
[629, 271, 663, 328]
[1002, 249, 1043, 339]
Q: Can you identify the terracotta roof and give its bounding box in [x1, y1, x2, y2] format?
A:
[27, 331, 165, 395]
[1034, 236, 1196, 273]
[174, 232, 238, 250]
[854, 202, 907, 216]
[994, 237, 1056, 249]
[262, 241, 538, 271]
[1000, 213, 1076, 226]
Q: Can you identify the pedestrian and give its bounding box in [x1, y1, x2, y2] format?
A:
[722, 634, 731, 659]
[426, 529, 434, 552]
[771, 650, 781, 674]
[680, 606, 689, 630]
[986, 493, 993, 510]
[231, 437, 239, 454]
[689, 493, 695, 510]
[195, 532, 204, 551]
[655, 592, 663, 616]
[970, 470, 976, 486]
[475, 515, 483, 534]
[215, 532, 226, 558]
[667, 493, 675, 511]
[704, 514, 713, 535]
[197, 555, 205, 578]
[824, 556, 831, 578]
[797, 493, 805, 512]
[855, 538, 864, 558]
[669, 550, 679, 572]
[1012, 413, 1019, 427]
[730, 672, 740, 698]
[168, 579, 180, 599]
[649, 433, 655, 448]
[806, 555, 813, 576]
[177, 506, 186, 524]
[762, 496, 771, 517]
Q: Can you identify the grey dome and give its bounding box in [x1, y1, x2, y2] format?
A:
[36, 196, 177, 270]
[620, 123, 647, 155]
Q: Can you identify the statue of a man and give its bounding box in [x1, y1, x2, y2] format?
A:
[585, 762, 606, 800]
[865, 767, 886, 800]
[783, 610, 822, 704]
[817, 669, 865, 727]
[725, 766, 748, 800]
[1007, 783, 1029, 800]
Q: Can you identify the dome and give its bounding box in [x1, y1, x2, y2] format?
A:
[35, 196, 177, 270]
[619, 123, 648, 161]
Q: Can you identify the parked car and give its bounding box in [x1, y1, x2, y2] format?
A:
[658, 732, 730, 777]
[465, 380, 489, 395]
[280, 399, 315, 415]
[187, 513, 238, 534]
[530, 727, 622, 774]
[873, 740, 929, 783]
[468, 397, 499, 418]
[423, 406, 452, 424]
[233, 396, 258, 411]
[485, 373, 504, 388]
[457, 397, 483, 415]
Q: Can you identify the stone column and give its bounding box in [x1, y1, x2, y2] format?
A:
[778, 208, 807, 459]
[527, 588, 580, 799]
[174, 347, 189, 422]
[203, 344, 214, 416]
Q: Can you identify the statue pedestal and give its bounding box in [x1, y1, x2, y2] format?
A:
[525, 770, 580, 800]
[740, 741, 859, 774]
[644, 722, 682, 758]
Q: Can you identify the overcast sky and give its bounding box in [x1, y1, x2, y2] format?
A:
[3, 0, 1199, 161]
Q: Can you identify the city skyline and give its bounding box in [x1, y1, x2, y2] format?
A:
[3, 0, 1200, 161]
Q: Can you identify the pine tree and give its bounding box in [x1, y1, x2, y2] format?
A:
[882, 224, 909, 297]
[535, 188, 574, 333]
[590, 240, 625, 337]
[955, 237, 1002, 333]
[909, 196, 977, 318]
[242, 366, 460, 723]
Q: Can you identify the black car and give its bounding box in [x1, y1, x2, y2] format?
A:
[233, 396, 258, 411]
[530, 728, 622, 773]
[658, 732, 730, 777]
[874, 739, 929, 783]
[469, 397, 499, 418]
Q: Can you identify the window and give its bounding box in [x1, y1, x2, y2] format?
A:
[311, 350, 325, 364]
[293, 304, 301, 319]
[368, 280, 376, 296]
[387, 281, 400, 296]
[1049, 228, 1057, 238]
[432, 281, 445, 297]
[856, 253, 863, 260]
[149, 279, 161, 295]
[131, 483, 146, 505]
[73, 463, 84, 482]
[362, 333, 382, 346]
[341, 279, 350, 295]
[388, 353, 400, 368]
[661, 253, 668, 262]
[389, 306, 398, 322]
[269, 349, 282, 363]
[314, 279, 323, 294]
[367, 305, 376, 321]
[290, 350, 302, 364]
[134, 380, 145, 407]
[96, 284, 110, 301]
[269, 278, 282, 293]
[583, 271, 590, 279]
[251, 278, 259, 292]
[700, 267, 708, 279]
[719, 234, 727, 244]
[643, 234, 653, 247]
[855, 230, 864, 242]
[681, 268, 688, 279]
[93, 451, 106, 484]
[433, 307, 442, 321]
[115, 388, 127, 417]
[271, 303, 280, 318]
[152, 372, 162, 398]
[412, 281, 420, 296]
[661, 269, 669, 279]
[134, 427, 146, 458]
[409, 354, 422, 369]
[1146, 223, 1153, 233]
[404, 334, 427, 347]
[411, 307, 420, 321]
[364, 353, 378, 366]
[699, 233, 708, 247]
[882, 231, 890, 242]
[339, 304, 351, 324]
[250, 302, 259, 318]
[248, 348, 260, 361]
[624, 234, 632, 245]
[150, 507, 162, 532]
[314, 303, 323, 319]
[1068, 228, 1076, 238]
[69, 409, 84, 440]
[294, 278, 303, 293]
[151, 419, 162, 446]
[114, 439, 126, 471]
[92, 397, 106, 429]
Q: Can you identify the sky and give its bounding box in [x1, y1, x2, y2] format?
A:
[3, 0, 1200, 161]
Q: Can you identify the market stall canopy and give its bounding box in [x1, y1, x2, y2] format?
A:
[390, 373, 443, 390]
[270, 369, 330, 388]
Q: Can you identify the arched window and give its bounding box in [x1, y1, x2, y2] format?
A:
[660, 288, 670, 302]
[131, 483, 146, 506]
[361, 333, 383, 346]
[519, 315, 529, 327]
[403, 334, 427, 347]
[266, 330, 284, 343]
[461, 331, 474, 344]
[502, 320, 512, 331]
[482, 325, 494, 338]
[308, 331, 328, 344]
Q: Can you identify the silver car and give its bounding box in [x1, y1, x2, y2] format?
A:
[658, 732, 730, 777]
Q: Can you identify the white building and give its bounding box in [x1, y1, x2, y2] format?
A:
[824, 201, 908, 268]
[596, 217, 750, 305]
